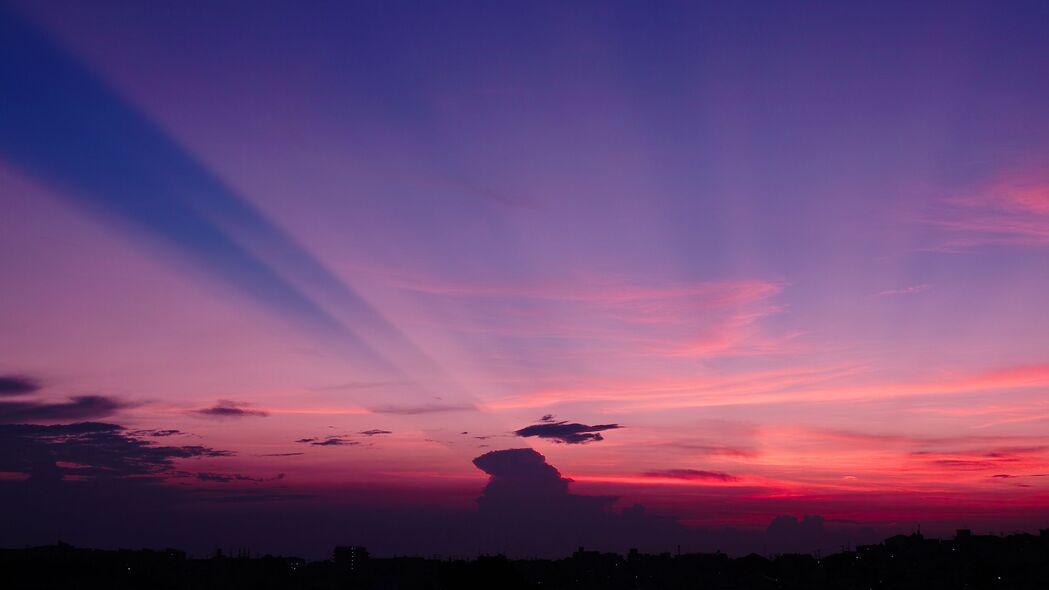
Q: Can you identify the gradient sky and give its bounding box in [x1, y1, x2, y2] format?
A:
[3, 0, 1049, 557]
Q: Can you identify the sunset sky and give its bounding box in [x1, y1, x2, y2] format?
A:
[3, 0, 1049, 557]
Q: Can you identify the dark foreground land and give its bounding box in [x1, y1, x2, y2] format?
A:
[4, 530, 1049, 589]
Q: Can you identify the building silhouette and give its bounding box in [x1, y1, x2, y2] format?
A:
[4, 531, 1049, 588]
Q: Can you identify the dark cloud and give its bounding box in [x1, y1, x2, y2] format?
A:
[761, 515, 882, 555]
[992, 473, 1049, 479]
[643, 469, 739, 482]
[473, 448, 572, 499]
[0, 395, 126, 423]
[369, 403, 474, 415]
[197, 472, 285, 483]
[469, 448, 686, 555]
[130, 429, 183, 437]
[313, 438, 358, 446]
[513, 420, 621, 444]
[193, 400, 268, 419]
[468, 450, 880, 556]
[0, 375, 40, 396]
[259, 452, 305, 457]
[666, 441, 760, 458]
[192, 489, 314, 503]
[931, 459, 998, 470]
[0, 432, 887, 559]
[0, 422, 231, 480]
[359, 429, 392, 436]
[472, 448, 615, 525]
[0, 417, 314, 548]
[296, 436, 358, 446]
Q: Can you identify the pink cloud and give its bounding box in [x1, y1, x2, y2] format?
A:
[927, 174, 1049, 248]
[484, 364, 860, 410]
[367, 271, 792, 362]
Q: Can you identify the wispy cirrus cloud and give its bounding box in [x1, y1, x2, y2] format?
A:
[664, 441, 760, 459]
[486, 364, 860, 410]
[366, 269, 790, 360]
[876, 284, 930, 297]
[613, 361, 1049, 411]
[642, 469, 739, 482]
[925, 175, 1049, 249]
[369, 403, 474, 415]
[480, 359, 1049, 418]
[911, 446, 1048, 472]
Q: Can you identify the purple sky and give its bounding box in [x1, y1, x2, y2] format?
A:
[2, 0, 1049, 557]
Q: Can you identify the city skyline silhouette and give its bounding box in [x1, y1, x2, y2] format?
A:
[3, 0, 1049, 578]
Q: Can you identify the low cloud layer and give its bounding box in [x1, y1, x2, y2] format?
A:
[0, 375, 40, 396]
[513, 418, 622, 444]
[296, 436, 359, 446]
[643, 469, 739, 482]
[193, 400, 268, 419]
[468, 449, 883, 556]
[196, 472, 285, 483]
[0, 422, 231, 480]
[131, 429, 184, 437]
[368, 403, 474, 415]
[0, 395, 126, 423]
[470, 448, 681, 555]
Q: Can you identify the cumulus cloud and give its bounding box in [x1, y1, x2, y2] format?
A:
[0, 375, 39, 396]
[469, 450, 877, 556]
[642, 469, 739, 482]
[471, 448, 618, 529]
[193, 400, 268, 419]
[469, 448, 688, 556]
[0, 395, 126, 423]
[473, 448, 573, 501]
[513, 419, 622, 444]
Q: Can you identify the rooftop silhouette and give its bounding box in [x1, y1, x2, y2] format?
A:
[4, 529, 1049, 589]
